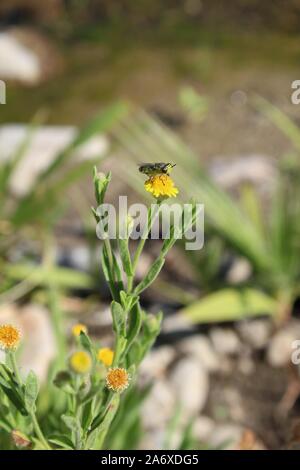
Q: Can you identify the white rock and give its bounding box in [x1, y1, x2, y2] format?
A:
[209, 154, 276, 190]
[142, 380, 175, 429]
[267, 320, 300, 367]
[193, 416, 215, 442]
[0, 31, 40, 84]
[237, 319, 271, 349]
[226, 258, 252, 284]
[0, 125, 109, 196]
[0, 303, 56, 382]
[178, 335, 220, 372]
[169, 357, 209, 417]
[162, 312, 195, 334]
[140, 346, 175, 380]
[209, 423, 244, 450]
[210, 328, 241, 355]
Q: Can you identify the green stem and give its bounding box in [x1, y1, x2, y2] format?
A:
[10, 352, 22, 386]
[10, 352, 51, 450]
[131, 203, 161, 286]
[29, 411, 51, 450]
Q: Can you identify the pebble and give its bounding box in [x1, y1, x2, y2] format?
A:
[169, 357, 209, 418]
[0, 125, 108, 196]
[267, 320, 300, 367]
[237, 319, 272, 349]
[210, 328, 241, 355]
[178, 335, 220, 372]
[0, 303, 56, 382]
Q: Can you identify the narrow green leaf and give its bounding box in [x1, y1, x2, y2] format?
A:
[24, 371, 39, 412]
[134, 256, 165, 294]
[181, 288, 276, 323]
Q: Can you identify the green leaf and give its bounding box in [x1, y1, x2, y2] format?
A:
[125, 303, 142, 354]
[53, 371, 75, 395]
[79, 332, 95, 358]
[93, 169, 111, 206]
[118, 238, 133, 276]
[0, 364, 27, 416]
[62, 414, 79, 433]
[24, 371, 39, 412]
[111, 301, 126, 336]
[134, 256, 165, 294]
[48, 435, 74, 450]
[181, 288, 276, 323]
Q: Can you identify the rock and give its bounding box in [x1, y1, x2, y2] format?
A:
[140, 346, 176, 381]
[162, 312, 196, 334]
[178, 335, 220, 372]
[193, 416, 215, 442]
[267, 320, 300, 367]
[237, 355, 255, 375]
[0, 28, 62, 85]
[169, 357, 209, 417]
[209, 154, 277, 191]
[58, 244, 91, 272]
[142, 380, 176, 429]
[208, 423, 244, 450]
[0, 303, 56, 382]
[226, 257, 252, 284]
[0, 124, 109, 196]
[210, 328, 241, 355]
[237, 319, 272, 350]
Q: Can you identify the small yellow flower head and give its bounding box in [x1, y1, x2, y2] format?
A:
[72, 323, 88, 337]
[70, 351, 92, 374]
[97, 347, 114, 367]
[0, 324, 21, 351]
[106, 367, 130, 393]
[144, 174, 179, 199]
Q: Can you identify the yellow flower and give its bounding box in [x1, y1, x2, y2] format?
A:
[97, 347, 114, 367]
[0, 324, 21, 351]
[106, 367, 130, 393]
[70, 351, 92, 374]
[72, 323, 87, 337]
[144, 174, 179, 198]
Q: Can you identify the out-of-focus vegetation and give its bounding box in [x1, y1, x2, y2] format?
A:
[111, 96, 300, 324]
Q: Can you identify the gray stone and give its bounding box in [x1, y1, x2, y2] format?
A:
[226, 258, 252, 284]
[140, 346, 176, 380]
[169, 357, 209, 417]
[0, 125, 108, 196]
[209, 423, 244, 450]
[0, 303, 56, 382]
[142, 380, 176, 429]
[178, 335, 220, 372]
[210, 328, 241, 355]
[193, 416, 215, 442]
[267, 320, 300, 367]
[237, 319, 272, 349]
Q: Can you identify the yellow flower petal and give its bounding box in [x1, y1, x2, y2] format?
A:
[72, 323, 88, 337]
[106, 367, 130, 393]
[70, 351, 92, 374]
[144, 174, 179, 199]
[0, 324, 21, 351]
[97, 347, 114, 367]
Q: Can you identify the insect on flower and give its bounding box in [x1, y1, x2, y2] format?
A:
[139, 162, 179, 198]
[138, 162, 176, 177]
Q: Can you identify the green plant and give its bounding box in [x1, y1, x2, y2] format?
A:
[109, 102, 300, 323]
[0, 167, 198, 449]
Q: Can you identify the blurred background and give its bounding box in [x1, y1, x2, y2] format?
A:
[1, 0, 300, 450]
